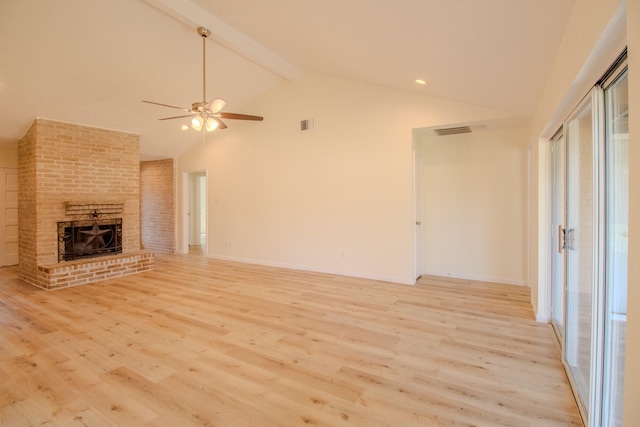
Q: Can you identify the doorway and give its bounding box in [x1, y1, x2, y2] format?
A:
[187, 171, 207, 253]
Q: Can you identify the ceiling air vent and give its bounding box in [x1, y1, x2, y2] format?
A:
[300, 119, 314, 131]
[433, 125, 472, 136]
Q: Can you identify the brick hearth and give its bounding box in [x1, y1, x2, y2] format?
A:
[18, 119, 154, 289]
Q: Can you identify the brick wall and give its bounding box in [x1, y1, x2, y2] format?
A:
[140, 159, 175, 253]
[18, 119, 153, 289]
[17, 124, 38, 285]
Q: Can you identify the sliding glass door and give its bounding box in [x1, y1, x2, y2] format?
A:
[564, 92, 595, 417]
[549, 53, 627, 427]
[602, 66, 628, 427]
[550, 131, 565, 339]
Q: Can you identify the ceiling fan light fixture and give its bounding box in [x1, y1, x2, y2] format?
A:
[191, 116, 203, 131]
[205, 117, 219, 132]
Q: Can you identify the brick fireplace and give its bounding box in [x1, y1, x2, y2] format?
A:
[18, 119, 154, 290]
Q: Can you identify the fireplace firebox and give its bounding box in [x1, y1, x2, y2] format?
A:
[58, 218, 122, 262]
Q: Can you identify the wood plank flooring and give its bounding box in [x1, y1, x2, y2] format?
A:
[0, 251, 581, 426]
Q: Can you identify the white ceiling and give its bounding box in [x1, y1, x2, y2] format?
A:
[0, 0, 574, 159]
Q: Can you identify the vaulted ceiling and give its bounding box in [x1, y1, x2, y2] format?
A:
[0, 0, 575, 159]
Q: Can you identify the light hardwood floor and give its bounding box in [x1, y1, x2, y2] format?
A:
[0, 250, 581, 426]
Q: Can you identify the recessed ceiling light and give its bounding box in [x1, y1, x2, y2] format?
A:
[415, 79, 427, 85]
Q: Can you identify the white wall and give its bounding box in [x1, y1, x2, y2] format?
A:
[178, 72, 509, 284]
[417, 125, 530, 285]
[0, 146, 18, 168]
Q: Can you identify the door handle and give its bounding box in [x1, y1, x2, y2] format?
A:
[558, 226, 576, 251]
[416, 221, 421, 225]
[559, 226, 576, 251]
[566, 228, 575, 250]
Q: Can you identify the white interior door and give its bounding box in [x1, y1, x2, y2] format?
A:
[414, 150, 424, 280]
[0, 168, 19, 266]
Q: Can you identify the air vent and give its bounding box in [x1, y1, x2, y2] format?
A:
[300, 119, 314, 131]
[433, 125, 472, 136]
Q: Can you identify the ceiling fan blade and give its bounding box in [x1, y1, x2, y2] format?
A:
[220, 112, 264, 121]
[158, 114, 194, 121]
[205, 98, 227, 113]
[142, 100, 191, 112]
[213, 117, 228, 129]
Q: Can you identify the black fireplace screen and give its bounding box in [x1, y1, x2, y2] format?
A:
[58, 218, 122, 262]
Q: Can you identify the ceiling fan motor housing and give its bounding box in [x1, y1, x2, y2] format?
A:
[192, 102, 207, 112]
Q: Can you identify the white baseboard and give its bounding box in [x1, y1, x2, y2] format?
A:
[420, 270, 527, 286]
[536, 313, 551, 323]
[205, 253, 416, 285]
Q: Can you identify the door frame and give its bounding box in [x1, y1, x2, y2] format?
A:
[413, 144, 424, 281]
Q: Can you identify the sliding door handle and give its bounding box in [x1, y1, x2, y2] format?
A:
[558, 226, 576, 252]
[566, 228, 575, 250]
[558, 225, 565, 253]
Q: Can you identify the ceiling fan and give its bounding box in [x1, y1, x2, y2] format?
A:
[143, 27, 263, 132]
